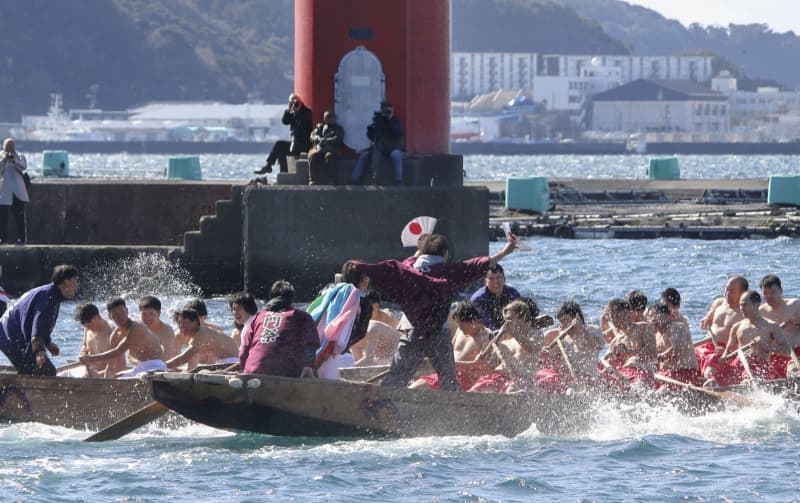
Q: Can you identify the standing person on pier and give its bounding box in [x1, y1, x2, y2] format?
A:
[346, 233, 516, 391]
[0, 138, 29, 245]
[0, 264, 79, 375]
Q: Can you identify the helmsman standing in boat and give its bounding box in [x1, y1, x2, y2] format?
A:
[0, 264, 79, 375]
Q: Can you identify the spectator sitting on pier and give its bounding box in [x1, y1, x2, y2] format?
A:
[350, 102, 405, 186]
[0, 138, 29, 245]
[75, 303, 126, 378]
[308, 110, 345, 185]
[255, 93, 313, 176]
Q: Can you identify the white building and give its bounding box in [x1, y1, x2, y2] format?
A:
[452, 52, 714, 111]
[591, 79, 729, 134]
[711, 72, 800, 116]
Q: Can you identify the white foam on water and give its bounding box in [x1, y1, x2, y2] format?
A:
[572, 389, 800, 445]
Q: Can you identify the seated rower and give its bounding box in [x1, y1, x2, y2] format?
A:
[626, 290, 648, 323]
[537, 301, 603, 391]
[697, 276, 748, 386]
[228, 292, 259, 350]
[350, 290, 401, 367]
[603, 298, 658, 388]
[719, 290, 790, 383]
[80, 298, 166, 377]
[74, 303, 126, 378]
[469, 298, 544, 394]
[758, 275, 800, 379]
[411, 301, 492, 391]
[660, 287, 689, 324]
[650, 302, 700, 388]
[166, 308, 239, 369]
[227, 280, 319, 378]
[175, 298, 226, 351]
[138, 295, 178, 360]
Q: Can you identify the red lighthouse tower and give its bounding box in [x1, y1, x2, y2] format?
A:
[294, 0, 451, 155]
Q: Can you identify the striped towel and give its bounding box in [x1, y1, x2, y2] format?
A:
[308, 283, 362, 368]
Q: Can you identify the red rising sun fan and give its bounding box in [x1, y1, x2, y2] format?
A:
[401, 216, 438, 247]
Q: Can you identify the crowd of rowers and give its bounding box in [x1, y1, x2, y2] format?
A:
[2, 238, 800, 395]
[407, 273, 800, 394]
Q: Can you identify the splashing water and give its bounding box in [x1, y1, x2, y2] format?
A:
[79, 253, 201, 301]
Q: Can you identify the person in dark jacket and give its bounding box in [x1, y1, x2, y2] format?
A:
[350, 101, 405, 185]
[233, 280, 319, 378]
[255, 93, 313, 175]
[308, 110, 345, 185]
[0, 264, 79, 375]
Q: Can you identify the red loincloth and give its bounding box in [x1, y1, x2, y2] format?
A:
[534, 367, 570, 393]
[694, 340, 721, 376]
[617, 366, 656, 389]
[767, 346, 800, 380]
[468, 371, 512, 393]
[702, 352, 744, 386]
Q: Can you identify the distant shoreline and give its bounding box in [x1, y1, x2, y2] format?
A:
[14, 140, 800, 156]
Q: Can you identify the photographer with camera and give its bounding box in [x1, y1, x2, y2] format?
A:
[350, 101, 405, 185]
[0, 138, 29, 245]
[255, 93, 313, 176]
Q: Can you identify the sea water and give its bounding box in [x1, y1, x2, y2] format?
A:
[19, 152, 800, 181]
[2, 238, 800, 501]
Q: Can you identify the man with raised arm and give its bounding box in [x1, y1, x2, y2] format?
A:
[80, 298, 165, 377]
[0, 264, 78, 375]
[166, 309, 239, 369]
[347, 233, 516, 391]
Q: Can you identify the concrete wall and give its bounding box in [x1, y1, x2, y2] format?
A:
[19, 180, 235, 245]
[242, 186, 489, 299]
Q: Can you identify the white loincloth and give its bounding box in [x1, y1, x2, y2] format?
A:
[216, 357, 239, 364]
[57, 366, 88, 378]
[116, 359, 167, 378]
[318, 352, 356, 380]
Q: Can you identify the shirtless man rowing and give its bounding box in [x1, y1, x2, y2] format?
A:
[411, 301, 492, 390]
[759, 275, 800, 379]
[166, 308, 239, 370]
[697, 276, 748, 386]
[75, 303, 126, 378]
[604, 298, 658, 387]
[80, 298, 166, 377]
[139, 296, 178, 359]
[469, 298, 544, 393]
[539, 301, 603, 389]
[650, 302, 700, 386]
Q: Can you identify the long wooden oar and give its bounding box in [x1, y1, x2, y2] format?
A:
[555, 338, 578, 382]
[653, 373, 753, 406]
[693, 334, 713, 347]
[737, 349, 756, 380]
[85, 402, 169, 442]
[599, 357, 631, 389]
[719, 339, 757, 363]
[56, 360, 86, 373]
[364, 368, 391, 384]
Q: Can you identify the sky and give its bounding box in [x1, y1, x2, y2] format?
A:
[626, 0, 800, 33]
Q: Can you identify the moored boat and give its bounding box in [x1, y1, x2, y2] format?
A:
[0, 366, 152, 430]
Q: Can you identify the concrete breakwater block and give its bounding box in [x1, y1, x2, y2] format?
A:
[42, 150, 70, 177]
[647, 157, 680, 180]
[505, 177, 549, 214]
[768, 175, 800, 206]
[168, 156, 202, 180]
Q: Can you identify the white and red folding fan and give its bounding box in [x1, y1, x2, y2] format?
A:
[401, 216, 438, 247]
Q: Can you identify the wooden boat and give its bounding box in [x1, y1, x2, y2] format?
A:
[0, 366, 152, 430]
[149, 370, 800, 438]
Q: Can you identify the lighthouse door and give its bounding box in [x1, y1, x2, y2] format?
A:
[334, 46, 385, 152]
